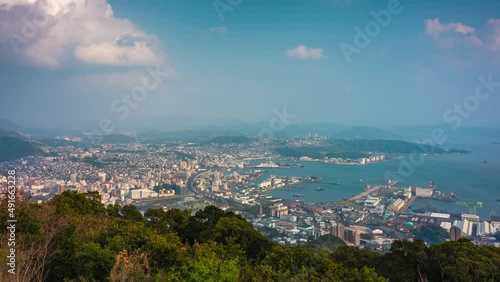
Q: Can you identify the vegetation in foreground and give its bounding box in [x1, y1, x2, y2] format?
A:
[1, 191, 500, 282]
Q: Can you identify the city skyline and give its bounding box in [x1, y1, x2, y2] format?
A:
[1, 0, 499, 129]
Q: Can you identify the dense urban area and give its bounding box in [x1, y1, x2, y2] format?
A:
[1, 135, 499, 252]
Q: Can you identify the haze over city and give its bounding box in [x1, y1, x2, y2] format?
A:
[1, 0, 499, 129]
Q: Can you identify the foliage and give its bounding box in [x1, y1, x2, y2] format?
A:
[412, 224, 449, 244]
[305, 234, 347, 252]
[2, 193, 500, 282]
[275, 139, 471, 160]
[0, 136, 39, 162]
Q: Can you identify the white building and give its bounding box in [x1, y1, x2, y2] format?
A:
[388, 198, 405, 211]
[415, 188, 433, 198]
[364, 197, 381, 208]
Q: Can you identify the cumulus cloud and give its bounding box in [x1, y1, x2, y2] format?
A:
[285, 45, 325, 60]
[0, 0, 165, 67]
[424, 18, 482, 49]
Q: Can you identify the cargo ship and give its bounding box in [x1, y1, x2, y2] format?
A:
[431, 191, 459, 202]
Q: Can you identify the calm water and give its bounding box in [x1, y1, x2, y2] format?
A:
[258, 138, 500, 219]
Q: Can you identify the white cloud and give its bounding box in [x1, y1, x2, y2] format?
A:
[0, 0, 165, 67]
[210, 26, 227, 37]
[285, 45, 325, 60]
[425, 18, 475, 35]
[486, 18, 500, 51]
[424, 18, 482, 49]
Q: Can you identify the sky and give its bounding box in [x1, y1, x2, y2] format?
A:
[0, 0, 499, 130]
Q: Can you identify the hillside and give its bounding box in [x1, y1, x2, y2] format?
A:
[205, 135, 251, 145]
[0, 137, 39, 162]
[276, 139, 471, 159]
[334, 126, 397, 140]
[0, 129, 23, 138]
[102, 134, 136, 144]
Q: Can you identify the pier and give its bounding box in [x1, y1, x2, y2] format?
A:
[349, 185, 384, 201]
[399, 196, 417, 213]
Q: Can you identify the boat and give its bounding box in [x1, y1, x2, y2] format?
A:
[293, 193, 303, 197]
[254, 162, 279, 168]
[315, 187, 324, 191]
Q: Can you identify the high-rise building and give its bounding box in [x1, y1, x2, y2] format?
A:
[450, 226, 462, 241]
[344, 228, 360, 246]
[98, 173, 106, 183]
[57, 184, 65, 194]
[70, 174, 77, 183]
[270, 203, 288, 218]
[330, 222, 344, 240]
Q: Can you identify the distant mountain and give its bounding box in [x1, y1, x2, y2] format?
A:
[205, 136, 251, 145]
[327, 139, 466, 154]
[102, 134, 136, 144]
[280, 122, 345, 138]
[27, 127, 82, 139]
[276, 139, 470, 159]
[0, 137, 39, 162]
[39, 138, 82, 147]
[0, 119, 82, 138]
[138, 128, 249, 142]
[389, 125, 500, 141]
[0, 119, 25, 132]
[0, 129, 23, 138]
[334, 126, 397, 140]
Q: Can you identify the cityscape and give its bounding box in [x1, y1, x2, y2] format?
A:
[1, 134, 499, 251]
[1, 0, 500, 281]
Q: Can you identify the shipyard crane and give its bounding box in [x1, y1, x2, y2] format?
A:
[456, 201, 483, 215]
[490, 199, 500, 216]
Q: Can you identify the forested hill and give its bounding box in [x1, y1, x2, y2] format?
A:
[1, 191, 500, 281]
[0, 136, 39, 162]
[276, 139, 471, 160]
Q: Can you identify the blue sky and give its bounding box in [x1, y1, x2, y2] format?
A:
[0, 0, 499, 129]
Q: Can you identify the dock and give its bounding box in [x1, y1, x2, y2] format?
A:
[349, 185, 384, 201]
[399, 196, 417, 213]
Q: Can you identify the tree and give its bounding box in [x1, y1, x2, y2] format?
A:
[106, 204, 121, 218]
[121, 205, 144, 222]
[331, 245, 380, 270]
[51, 191, 105, 216]
[412, 225, 448, 244]
[376, 240, 433, 282]
[144, 208, 190, 236]
[110, 250, 151, 282]
[429, 239, 500, 281]
[180, 242, 239, 282]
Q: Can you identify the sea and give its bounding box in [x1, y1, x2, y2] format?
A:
[239, 137, 500, 219]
